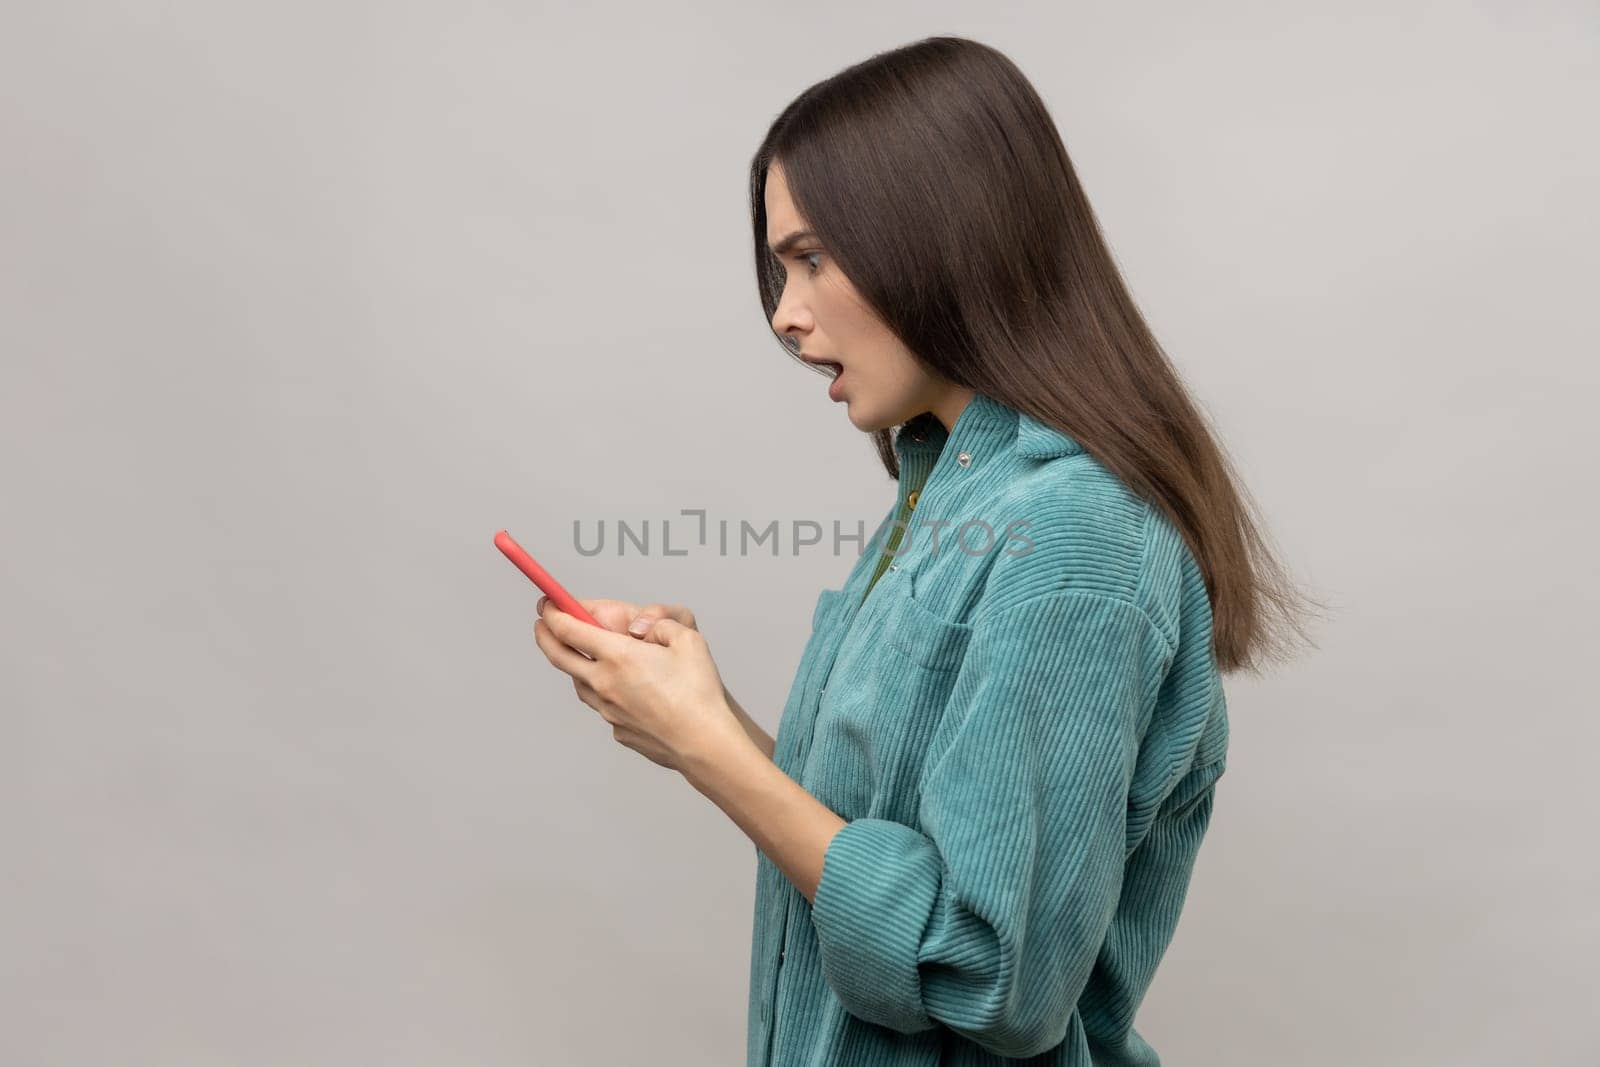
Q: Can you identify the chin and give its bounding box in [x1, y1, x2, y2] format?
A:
[845, 395, 912, 435]
[845, 403, 891, 433]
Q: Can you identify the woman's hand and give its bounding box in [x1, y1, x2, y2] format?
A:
[531, 595, 746, 774]
[535, 596, 698, 637]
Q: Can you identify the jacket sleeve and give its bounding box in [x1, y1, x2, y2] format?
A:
[809, 590, 1168, 1059]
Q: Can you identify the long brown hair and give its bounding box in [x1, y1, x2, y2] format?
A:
[748, 35, 1325, 675]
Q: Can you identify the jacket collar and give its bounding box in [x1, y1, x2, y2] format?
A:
[894, 392, 1083, 461]
[1015, 409, 1085, 458]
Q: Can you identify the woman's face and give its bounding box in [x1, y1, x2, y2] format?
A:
[765, 161, 966, 432]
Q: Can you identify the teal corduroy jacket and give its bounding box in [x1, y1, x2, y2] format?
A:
[747, 391, 1230, 1066]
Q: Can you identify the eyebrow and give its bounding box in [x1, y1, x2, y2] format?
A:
[767, 229, 818, 256]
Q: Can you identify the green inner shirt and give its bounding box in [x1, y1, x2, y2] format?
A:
[863, 474, 927, 601]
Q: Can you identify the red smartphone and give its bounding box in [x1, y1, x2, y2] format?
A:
[494, 529, 603, 628]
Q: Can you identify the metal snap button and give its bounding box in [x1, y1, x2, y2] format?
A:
[957, 450, 971, 467]
[906, 490, 919, 510]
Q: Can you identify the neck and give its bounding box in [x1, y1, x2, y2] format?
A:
[927, 385, 977, 433]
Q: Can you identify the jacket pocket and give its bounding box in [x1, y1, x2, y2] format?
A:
[773, 585, 855, 778]
[811, 585, 850, 633]
[886, 584, 974, 672]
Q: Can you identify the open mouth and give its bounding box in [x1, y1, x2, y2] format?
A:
[818, 361, 843, 378]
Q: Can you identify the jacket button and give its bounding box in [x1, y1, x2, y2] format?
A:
[957, 450, 972, 467]
[906, 490, 919, 510]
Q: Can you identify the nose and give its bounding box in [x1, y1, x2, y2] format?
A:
[770, 284, 810, 346]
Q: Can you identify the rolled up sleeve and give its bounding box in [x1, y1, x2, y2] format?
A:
[810, 590, 1167, 1059]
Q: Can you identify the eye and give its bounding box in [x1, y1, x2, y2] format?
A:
[799, 251, 822, 276]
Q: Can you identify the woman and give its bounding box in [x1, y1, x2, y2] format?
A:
[532, 35, 1319, 1066]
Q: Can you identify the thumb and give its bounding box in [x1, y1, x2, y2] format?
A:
[627, 612, 658, 637]
[640, 617, 690, 646]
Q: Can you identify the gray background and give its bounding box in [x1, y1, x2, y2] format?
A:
[3, 3, 1595, 1064]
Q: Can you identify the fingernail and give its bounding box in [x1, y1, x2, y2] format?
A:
[628, 615, 652, 635]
